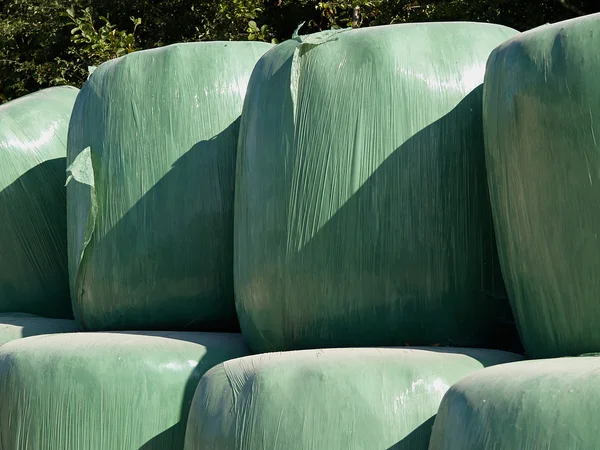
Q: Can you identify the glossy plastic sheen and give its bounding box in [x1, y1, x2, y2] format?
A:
[0, 331, 249, 450]
[184, 347, 522, 450]
[484, 14, 600, 358]
[0, 86, 78, 318]
[66, 42, 273, 331]
[235, 23, 520, 353]
[0, 313, 79, 345]
[429, 356, 600, 449]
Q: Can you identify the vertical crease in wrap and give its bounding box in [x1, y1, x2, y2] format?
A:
[290, 28, 349, 126]
[66, 146, 97, 316]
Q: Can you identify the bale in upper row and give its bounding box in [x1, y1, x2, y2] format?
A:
[66, 42, 273, 331]
[234, 22, 520, 353]
[484, 13, 600, 358]
[0, 86, 78, 319]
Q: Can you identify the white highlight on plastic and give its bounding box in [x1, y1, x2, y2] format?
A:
[158, 359, 198, 371]
[392, 377, 449, 413]
[0, 121, 60, 153]
[429, 378, 450, 396]
[397, 63, 484, 94]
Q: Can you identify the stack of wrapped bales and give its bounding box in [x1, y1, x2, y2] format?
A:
[0, 42, 272, 449]
[430, 13, 600, 450]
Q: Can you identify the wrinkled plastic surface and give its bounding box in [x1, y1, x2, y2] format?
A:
[235, 23, 520, 353]
[67, 42, 273, 331]
[484, 14, 600, 358]
[184, 347, 522, 450]
[0, 86, 78, 318]
[0, 313, 79, 345]
[0, 331, 249, 450]
[429, 356, 600, 449]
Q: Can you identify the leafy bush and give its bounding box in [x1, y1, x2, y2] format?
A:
[0, 0, 139, 102]
[0, 0, 72, 102]
[65, 4, 140, 81]
[1, 0, 599, 103]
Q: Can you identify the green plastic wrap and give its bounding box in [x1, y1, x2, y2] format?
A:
[235, 23, 519, 353]
[0, 331, 249, 449]
[66, 42, 273, 331]
[184, 347, 522, 450]
[0, 313, 79, 345]
[429, 356, 600, 449]
[0, 86, 78, 318]
[484, 14, 600, 358]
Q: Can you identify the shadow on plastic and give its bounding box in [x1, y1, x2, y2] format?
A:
[0, 158, 72, 318]
[387, 416, 436, 450]
[0, 313, 80, 345]
[238, 84, 522, 354]
[138, 347, 234, 450]
[98, 330, 249, 450]
[76, 120, 241, 332]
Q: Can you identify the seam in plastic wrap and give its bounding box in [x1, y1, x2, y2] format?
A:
[290, 27, 350, 127]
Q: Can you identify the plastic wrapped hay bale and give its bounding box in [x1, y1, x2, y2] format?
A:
[484, 14, 600, 358]
[429, 356, 600, 449]
[0, 86, 78, 318]
[0, 331, 248, 449]
[66, 42, 273, 331]
[184, 347, 522, 450]
[235, 23, 519, 353]
[0, 313, 79, 345]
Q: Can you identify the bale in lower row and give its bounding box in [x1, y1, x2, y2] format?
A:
[429, 357, 600, 449]
[0, 332, 248, 449]
[184, 347, 522, 450]
[0, 313, 79, 345]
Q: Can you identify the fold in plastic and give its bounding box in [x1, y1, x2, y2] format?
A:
[235, 23, 520, 353]
[66, 42, 273, 331]
[184, 347, 522, 450]
[0, 332, 249, 449]
[429, 356, 600, 449]
[0, 86, 79, 318]
[484, 13, 600, 358]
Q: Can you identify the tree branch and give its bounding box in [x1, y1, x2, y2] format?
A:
[558, 0, 586, 16]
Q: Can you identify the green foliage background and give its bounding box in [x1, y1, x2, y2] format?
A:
[1, 0, 598, 103]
